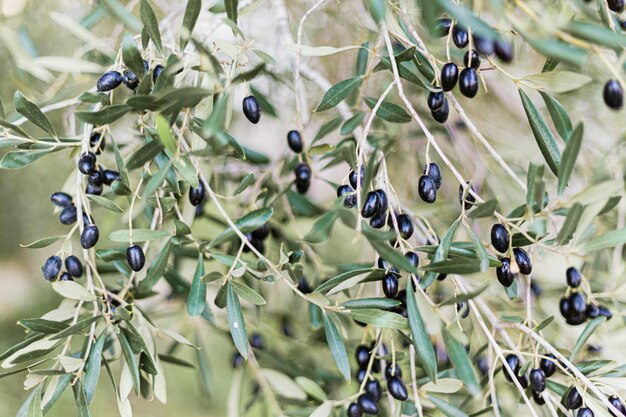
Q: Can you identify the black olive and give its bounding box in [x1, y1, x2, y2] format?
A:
[529, 368, 546, 392]
[396, 213, 414, 239]
[586, 303, 600, 319]
[42, 256, 62, 281]
[365, 378, 381, 402]
[385, 363, 402, 379]
[369, 212, 386, 229]
[477, 356, 489, 376]
[569, 292, 587, 315]
[608, 395, 626, 416]
[463, 50, 481, 69]
[382, 273, 399, 298]
[357, 394, 379, 415]
[287, 130, 303, 153]
[126, 245, 146, 272]
[503, 354, 520, 382]
[232, 352, 244, 368]
[295, 163, 311, 182]
[473, 35, 495, 56]
[250, 333, 263, 349]
[603, 80, 623, 110]
[563, 386, 583, 410]
[58, 272, 73, 281]
[361, 191, 380, 218]
[297, 277, 311, 294]
[566, 267, 582, 288]
[242, 95, 261, 124]
[387, 376, 408, 401]
[50, 192, 72, 208]
[356, 368, 367, 383]
[418, 175, 437, 203]
[80, 224, 99, 249]
[435, 18, 452, 37]
[78, 152, 97, 175]
[599, 305, 613, 320]
[337, 185, 357, 208]
[530, 280, 542, 297]
[374, 189, 388, 214]
[427, 91, 445, 111]
[459, 182, 476, 209]
[513, 247, 532, 275]
[452, 26, 469, 48]
[441, 63, 459, 91]
[490, 224, 510, 253]
[88, 168, 105, 187]
[347, 403, 363, 417]
[96, 71, 123, 92]
[518, 374, 529, 388]
[251, 224, 270, 240]
[152, 64, 164, 82]
[349, 166, 365, 189]
[89, 132, 106, 154]
[540, 354, 557, 377]
[560, 297, 571, 318]
[495, 40, 514, 62]
[459, 67, 479, 98]
[65, 255, 83, 278]
[423, 163, 442, 189]
[59, 205, 77, 225]
[189, 179, 206, 206]
[578, 407, 594, 417]
[356, 345, 370, 368]
[608, 0, 625, 12]
[431, 98, 449, 123]
[103, 170, 121, 186]
[532, 389, 545, 405]
[85, 184, 103, 196]
[122, 69, 140, 90]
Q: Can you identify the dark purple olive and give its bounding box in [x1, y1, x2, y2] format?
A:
[513, 247, 532, 275]
[435, 19, 452, 37]
[418, 175, 437, 203]
[563, 386, 582, 410]
[126, 245, 146, 272]
[189, 179, 206, 206]
[295, 178, 310, 194]
[382, 273, 399, 298]
[251, 224, 270, 241]
[431, 98, 449, 123]
[347, 403, 363, 417]
[295, 163, 311, 182]
[566, 267, 582, 288]
[349, 166, 365, 189]
[50, 192, 72, 207]
[96, 71, 123, 92]
[357, 394, 379, 415]
[608, 395, 626, 416]
[356, 368, 367, 383]
[532, 390, 546, 405]
[337, 185, 357, 208]
[59, 205, 77, 225]
[473, 35, 495, 56]
[58, 272, 73, 281]
[441, 63, 459, 91]
[296, 277, 311, 294]
[243, 95, 261, 124]
[369, 212, 386, 229]
[42, 256, 62, 281]
[459, 182, 476, 209]
[103, 170, 121, 186]
[387, 376, 408, 401]
[404, 252, 419, 269]
[540, 354, 556, 377]
[427, 91, 445, 111]
[603, 80, 623, 110]
[608, 0, 625, 12]
[569, 292, 586, 315]
[560, 297, 571, 318]
[423, 163, 442, 189]
[78, 152, 97, 175]
[452, 26, 469, 48]
[123, 69, 140, 90]
[361, 191, 380, 218]
[356, 345, 370, 368]
[85, 183, 103, 196]
[477, 356, 489, 376]
[529, 368, 546, 392]
[80, 225, 99, 249]
[152, 64, 164, 82]
[599, 305, 613, 320]
[250, 333, 263, 349]
[232, 352, 244, 368]
[463, 50, 481, 69]
[578, 407, 594, 417]
[586, 303, 600, 319]
[287, 130, 303, 153]
[385, 363, 402, 379]
[89, 132, 106, 154]
[495, 40, 514, 62]
[396, 213, 413, 239]
[491, 224, 510, 253]
[65, 255, 83, 278]
[88, 168, 105, 187]
[503, 354, 520, 382]
[365, 378, 381, 402]
[459, 67, 479, 98]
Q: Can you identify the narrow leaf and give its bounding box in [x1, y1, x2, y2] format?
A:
[315, 77, 363, 112]
[558, 122, 583, 195]
[140, 0, 163, 53]
[14, 91, 56, 136]
[187, 254, 207, 316]
[322, 312, 350, 381]
[227, 283, 248, 358]
[442, 327, 479, 396]
[407, 282, 437, 381]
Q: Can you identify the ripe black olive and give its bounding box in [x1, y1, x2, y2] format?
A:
[250, 333, 263, 349]
[532, 390, 545, 405]
[78, 152, 97, 175]
[396, 213, 413, 239]
[404, 252, 419, 269]
[570, 293, 586, 315]
[441, 63, 459, 91]
[50, 192, 72, 208]
[423, 163, 442, 189]
[80, 224, 99, 249]
[65, 255, 83, 278]
[599, 305, 613, 320]
[495, 40, 514, 62]
[126, 245, 146, 272]
[459, 182, 476, 209]
[503, 354, 520, 382]
[566, 267, 582, 288]
[608, 395, 626, 416]
[357, 394, 379, 415]
[356, 368, 367, 383]
[452, 26, 469, 48]
[382, 273, 399, 298]
[608, 0, 625, 12]
[459, 67, 479, 98]
[473, 35, 495, 56]
[529, 368, 546, 392]
[296, 277, 311, 294]
[103, 170, 121, 186]
[295, 163, 311, 182]
[385, 363, 402, 379]
[85, 184, 103, 196]
[88, 169, 105, 187]
[287, 130, 303, 153]
[463, 50, 481, 69]
[251, 224, 270, 241]
[59, 272, 73, 281]
[349, 166, 365, 189]
[387, 376, 408, 401]
[563, 386, 583, 410]
[42, 256, 62, 281]
[337, 184, 357, 208]
[370, 212, 386, 229]
[347, 402, 363, 417]
[242, 95, 261, 124]
[232, 352, 244, 368]
[513, 247, 532, 275]
[560, 297, 571, 318]
[435, 18, 452, 37]
[96, 71, 123, 92]
[540, 354, 556, 377]
[356, 345, 370, 368]
[365, 378, 381, 402]
[152, 64, 164, 82]
[89, 132, 106, 154]
[603, 80, 623, 110]
[123, 69, 140, 90]
[586, 303, 600, 319]
[361, 191, 380, 218]
[578, 407, 594, 417]
[189, 180, 206, 206]
[427, 91, 445, 111]
[431, 98, 449, 123]
[477, 356, 489, 376]
[59, 205, 77, 225]
[418, 175, 437, 203]
[490, 224, 510, 253]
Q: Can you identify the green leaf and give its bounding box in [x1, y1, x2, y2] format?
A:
[407, 282, 437, 381]
[540, 91, 572, 140]
[155, 114, 177, 154]
[521, 33, 586, 68]
[570, 317, 606, 361]
[84, 330, 107, 404]
[583, 228, 626, 252]
[519, 89, 561, 176]
[19, 235, 61, 249]
[76, 105, 131, 125]
[51, 316, 101, 340]
[420, 258, 483, 274]
[52, 282, 97, 302]
[73, 379, 90, 417]
[140, 0, 162, 53]
[343, 309, 408, 329]
[340, 112, 365, 135]
[364, 97, 411, 123]
[467, 198, 497, 218]
[187, 254, 207, 317]
[429, 395, 469, 417]
[313, 117, 342, 142]
[180, 0, 201, 49]
[315, 268, 377, 293]
[18, 319, 68, 334]
[340, 298, 400, 310]
[556, 203, 583, 245]
[435, 0, 498, 39]
[227, 282, 248, 358]
[315, 76, 363, 112]
[122, 35, 145, 78]
[230, 280, 266, 305]
[138, 239, 172, 292]
[109, 228, 170, 243]
[558, 123, 583, 195]
[87, 195, 123, 213]
[100, 0, 142, 32]
[233, 173, 255, 196]
[439, 284, 489, 306]
[209, 207, 273, 247]
[468, 228, 489, 272]
[322, 312, 350, 381]
[0, 149, 53, 169]
[304, 210, 339, 244]
[27, 383, 44, 417]
[442, 327, 479, 396]
[225, 0, 238, 25]
[422, 218, 461, 287]
[118, 331, 140, 395]
[14, 91, 56, 136]
[523, 71, 592, 93]
[143, 159, 173, 199]
[126, 140, 163, 170]
[566, 20, 626, 49]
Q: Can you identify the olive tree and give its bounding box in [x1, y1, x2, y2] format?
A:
[1, 0, 625, 416]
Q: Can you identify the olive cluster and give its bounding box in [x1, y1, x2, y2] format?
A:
[96, 60, 164, 92]
[347, 344, 408, 416]
[490, 224, 532, 287]
[562, 386, 626, 416]
[427, 18, 514, 123]
[559, 267, 612, 326]
[283, 130, 312, 194]
[503, 353, 556, 404]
